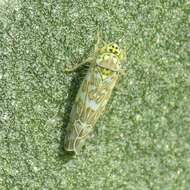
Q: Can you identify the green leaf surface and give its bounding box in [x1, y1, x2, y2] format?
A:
[0, 0, 190, 189]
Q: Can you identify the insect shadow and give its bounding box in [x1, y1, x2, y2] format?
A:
[58, 67, 85, 162]
[57, 45, 93, 163]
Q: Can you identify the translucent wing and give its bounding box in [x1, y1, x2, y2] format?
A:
[64, 63, 118, 154]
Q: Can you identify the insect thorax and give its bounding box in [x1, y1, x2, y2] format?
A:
[95, 53, 121, 78]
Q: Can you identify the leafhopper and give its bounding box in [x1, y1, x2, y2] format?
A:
[64, 33, 126, 154]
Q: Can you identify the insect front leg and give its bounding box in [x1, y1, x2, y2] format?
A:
[94, 31, 106, 54]
[64, 57, 94, 72]
[119, 68, 127, 75]
[65, 31, 105, 73]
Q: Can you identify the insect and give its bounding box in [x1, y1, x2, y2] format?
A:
[64, 33, 126, 154]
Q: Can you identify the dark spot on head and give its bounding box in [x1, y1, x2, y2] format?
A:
[109, 48, 113, 52]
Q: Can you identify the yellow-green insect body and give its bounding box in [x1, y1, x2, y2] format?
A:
[64, 40, 125, 154]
